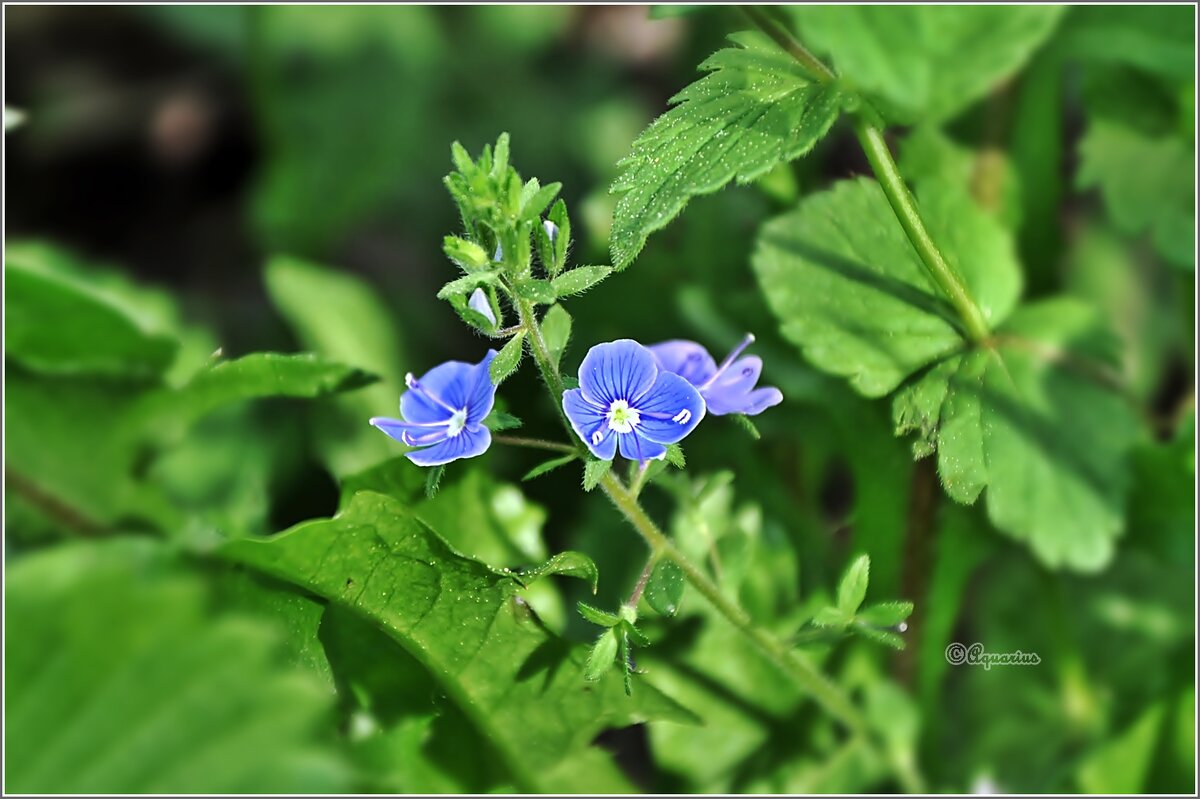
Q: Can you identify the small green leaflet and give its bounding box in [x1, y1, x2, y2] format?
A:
[551, 266, 612, 298]
[221, 492, 696, 792]
[582, 459, 611, 492]
[522, 454, 578, 482]
[541, 304, 572, 370]
[610, 31, 844, 269]
[835, 554, 870, 616]
[490, 331, 526, 385]
[645, 558, 685, 617]
[788, 6, 1065, 123]
[512, 550, 599, 595]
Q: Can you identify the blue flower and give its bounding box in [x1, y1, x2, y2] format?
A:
[648, 334, 782, 416]
[370, 350, 497, 467]
[563, 339, 705, 463]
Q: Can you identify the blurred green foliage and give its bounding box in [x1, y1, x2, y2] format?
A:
[4, 4, 1195, 795]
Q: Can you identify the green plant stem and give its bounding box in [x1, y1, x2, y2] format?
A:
[512, 280, 927, 791]
[598, 470, 866, 730]
[627, 553, 658, 608]
[740, 9, 991, 344]
[493, 435, 575, 454]
[854, 121, 990, 342]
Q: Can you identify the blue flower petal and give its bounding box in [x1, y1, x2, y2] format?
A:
[617, 432, 667, 463]
[405, 424, 492, 467]
[468, 288, 497, 326]
[563, 388, 618, 460]
[647, 340, 717, 387]
[702, 356, 783, 416]
[400, 352, 496, 424]
[465, 350, 498, 423]
[632, 371, 705, 444]
[577, 339, 658, 405]
[369, 416, 448, 447]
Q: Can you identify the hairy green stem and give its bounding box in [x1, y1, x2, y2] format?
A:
[854, 121, 990, 342]
[627, 552, 659, 608]
[599, 471, 866, 730]
[741, 9, 991, 344]
[493, 435, 575, 454]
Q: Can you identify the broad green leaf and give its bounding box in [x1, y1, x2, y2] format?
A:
[610, 31, 844, 268]
[490, 330, 526, 384]
[522, 453, 578, 482]
[5, 257, 177, 377]
[583, 458, 611, 492]
[1056, 5, 1196, 82]
[551, 265, 612, 298]
[5, 538, 349, 793]
[893, 299, 1139, 570]
[1077, 120, 1195, 269]
[753, 177, 1021, 397]
[836, 554, 870, 615]
[541, 303, 572, 370]
[645, 558, 685, 617]
[222, 492, 695, 792]
[265, 255, 406, 475]
[145, 352, 378, 438]
[789, 6, 1065, 122]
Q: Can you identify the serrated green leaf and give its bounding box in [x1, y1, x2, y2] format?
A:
[789, 6, 1065, 122]
[836, 554, 870, 615]
[753, 176, 1022, 397]
[511, 278, 556, 304]
[645, 558, 685, 617]
[857, 601, 914, 627]
[551, 265, 612, 298]
[577, 602, 621, 628]
[482, 410, 523, 432]
[582, 458, 612, 492]
[5, 256, 178, 377]
[490, 331, 526, 385]
[514, 550, 599, 595]
[522, 453, 578, 482]
[1077, 119, 1195, 270]
[893, 299, 1139, 571]
[585, 630, 620, 682]
[222, 492, 695, 791]
[443, 236, 490, 271]
[610, 31, 844, 268]
[6, 538, 349, 793]
[541, 304, 572, 370]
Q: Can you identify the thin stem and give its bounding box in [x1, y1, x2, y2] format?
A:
[627, 553, 659, 608]
[629, 462, 651, 498]
[854, 121, 990, 342]
[492, 435, 575, 454]
[739, 9, 992, 344]
[513, 297, 578, 443]
[599, 471, 865, 731]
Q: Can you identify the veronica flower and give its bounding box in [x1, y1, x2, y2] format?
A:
[370, 350, 497, 467]
[563, 339, 705, 463]
[648, 333, 782, 416]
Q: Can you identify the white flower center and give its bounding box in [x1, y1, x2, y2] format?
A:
[446, 408, 468, 437]
[606, 400, 640, 434]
